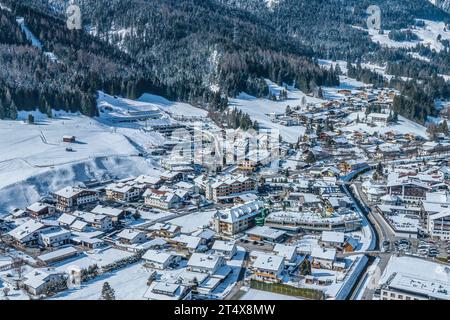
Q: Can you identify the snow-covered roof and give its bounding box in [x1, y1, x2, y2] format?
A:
[117, 229, 144, 241]
[311, 247, 336, 261]
[8, 220, 44, 241]
[252, 254, 284, 272]
[142, 249, 179, 264]
[91, 205, 123, 217]
[380, 256, 450, 300]
[187, 253, 222, 270]
[37, 246, 77, 263]
[26, 202, 48, 213]
[212, 240, 236, 253]
[321, 231, 345, 244]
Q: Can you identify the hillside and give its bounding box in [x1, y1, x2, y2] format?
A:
[0, 0, 339, 120]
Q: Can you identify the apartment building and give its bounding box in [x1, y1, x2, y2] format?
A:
[53, 187, 99, 212]
[212, 200, 264, 236]
[206, 175, 257, 203]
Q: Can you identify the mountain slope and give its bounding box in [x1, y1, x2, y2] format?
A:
[0, 0, 340, 121]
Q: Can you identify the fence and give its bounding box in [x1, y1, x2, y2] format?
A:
[249, 279, 324, 300]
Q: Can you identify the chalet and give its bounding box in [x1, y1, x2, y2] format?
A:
[91, 205, 125, 223]
[211, 240, 237, 260]
[144, 281, 192, 300]
[251, 253, 284, 283]
[8, 220, 55, 246]
[367, 113, 389, 125]
[273, 244, 297, 264]
[143, 189, 181, 210]
[117, 229, 147, 245]
[311, 247, 336, 270]
[187, 253, 224, 274]
[148, 223, 181, 238]
[53, 187, 99, 212]
[142, 250, 182, 269]
[26, 203, 56, 218]
[39, 228, 71, 247]
[62, 135, 76, 143]
[23, 269, 67, 296]
[105, 183, 140, 202]
[320, 231, 345, 248]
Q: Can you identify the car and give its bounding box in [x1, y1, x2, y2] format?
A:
[382, 240, 390, 247]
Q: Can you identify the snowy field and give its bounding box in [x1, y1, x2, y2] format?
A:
[0, 90, 210, 215]
[344, 111, 428, 139]
[52, 262, 151, 300]
[353, 19, 450, 53]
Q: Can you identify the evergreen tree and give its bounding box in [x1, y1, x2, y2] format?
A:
[9, 101, 17, 120]
[101, 282, 116, 300]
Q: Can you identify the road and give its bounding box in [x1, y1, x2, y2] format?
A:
[341, 167, 398, 300]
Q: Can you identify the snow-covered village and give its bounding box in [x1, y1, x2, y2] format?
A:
[1, 0, 450, 305]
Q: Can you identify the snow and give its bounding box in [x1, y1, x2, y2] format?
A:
[344, 111, 429, 139]
[0, 90, 211, 214]
[354, 19, 450, 53]
[167, 210, 217, 233]
[231, 80, 325, 143]
[138, 93, 208, 118]
[240, 288, 302, 300]
[51, 262, 151, 300]
[54, 247, 134, 272]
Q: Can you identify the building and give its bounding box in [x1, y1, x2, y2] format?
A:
[187, 253, 224, 275]
[105, 183, 140, 202]
[91, 205, 125, 223]
[63, 135, 76, 143]
[143, 189, 181, 210]
[320, 231, 345, 248]
[70, 211, 113, 231]
[379, 256, 450, 300]
[206, 175, 257, 203]
[23, 269, 67, 296]
[26, 203, 56, 218]
[8, 220, 54, 246]
[144, 281, 192, 300]
[53, 187, 99, 212]
[245, 226, 287, 243]
[211, 240, 237, 260]
[428, 209, 450, 240]
[311, 247, 336, 270]
[39, 228, 72, 247]
[251, 253, 285, 283]
[273, 244, 297, 264]
[142, 250, 182, 270]
[367, 113, 389, 125]
[148, 223, 181, 238]
[212, 200, 264, 236]
[37, 246, 78, 265]
[116, 229, 147, 245]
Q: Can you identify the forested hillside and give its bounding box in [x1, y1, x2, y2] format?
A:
[0, 0, 339, 120]
[0, 0, 449, 125]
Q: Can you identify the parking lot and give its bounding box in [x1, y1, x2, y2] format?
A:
[383, 238, 450, 263]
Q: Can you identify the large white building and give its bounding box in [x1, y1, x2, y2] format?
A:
[428, 209, 450, 240]
[378, 256, 450, 300]
[212, 200, 264, 236]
